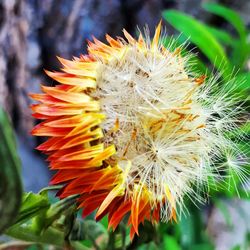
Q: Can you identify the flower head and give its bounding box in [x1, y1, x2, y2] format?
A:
[30, 22, 247, 239]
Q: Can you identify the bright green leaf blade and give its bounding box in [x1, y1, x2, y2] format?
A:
[236, 189, 250, 200]
[205, 25, 234, 46]
[225, 161, 249, 197]
[203, 3, 249, 68]
[226, 122, 250, 139]
[231, 245, 241, 250]
[6, 225, 90, 250]
[15, 192, 50, 224]
[222, 71, 250, 100]
[69, 220, 108, 245]
[231, 39, 250, 69]
[163, 10, 231, 76]
[233, 72, 250, 93]
[202, 2, 246, 39]
[240, 122, 250, 134]
[33, 194, 79, 234]
[0, 108, 23, 233]
[163, 235, 180, 250]
[179, 214, 195, 248]
[191, 243, 214, 250]
[178, 206, 206, 248]
[138, 242, 158, 250]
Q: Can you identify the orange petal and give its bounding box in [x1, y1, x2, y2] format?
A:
[49, 159, 96, 170]
[41, 131, 101, 151]
[45, 70, 96, 88]
[89, 145, 116, 165]
[152, 203, 160, 223]
[108, 200, 131, 230]
[131, 196, 148, 235]
[96, 185, 124, 219]
[80, 193, 108, 217]
[151, 20, 162, 49]
[92, 37, 116, 54]
[44, 115, 85, 128]
[65, 116, 104, 137]
[138, 33, 146, 49]
[36, 137, 60, 151]
[31, 104, 83, 116]
[106, 34, 122, 48]
[30, 93, 62, 105]
[57, 56, 98, 71]
[61, 68, 97, 78]
[57, 144, 104, 161]
[32, 113, 52, 120]
[60, 128, 103, 150]
[123, 29, 135, 45]
[50, 169, 90, 184]
[131, 198, 140, 235]
[31, 124, 72, 136]
[41, 85, 91, 103]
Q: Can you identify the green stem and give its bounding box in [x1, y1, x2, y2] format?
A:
[107, 230, 115, 250]
[5, 224, 90, 250]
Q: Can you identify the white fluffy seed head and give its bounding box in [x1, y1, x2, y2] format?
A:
[91, 33, 248, 219]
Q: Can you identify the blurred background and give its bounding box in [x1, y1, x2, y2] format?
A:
[0, 0, 250, 249]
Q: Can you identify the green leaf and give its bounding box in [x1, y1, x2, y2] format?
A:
[70, 220, 108, 249]
[32, 194, 79, 234]
[138, 242, 158, 250]
[100, 214, 108, 229]
[202, 2, 246, 39]
[205, 26, 234, 46]
[162, 10, 231, 76]
[6, 224, 90, 250]
[231, 245, 241, 250]
[179, 214, 195, 248]
[191, 243, 214, 250]
[0, 108, 23, 233]
[237, 142, 250, 157]
[237, 189, 250, 200]
[163, 235, 180, 250]
[70, 219, 108, 241]
[203, 2, 249, 68]
[15, 192, 50, 225]
[225, 164, 245, 197]
[222, 72, 250, 99]
[230, 40, 250, 69]
[114, 232, 130, 249]
[233, 72, 250, 93]
[226, 122, 250, 140]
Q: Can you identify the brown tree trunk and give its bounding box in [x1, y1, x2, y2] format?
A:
[0, 0, 27, 132]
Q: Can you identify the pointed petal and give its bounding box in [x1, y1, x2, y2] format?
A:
[41, 85, 91, 103]
[106, 34, 122, 48]
[123, 29, 135, 45]
[96, 185, 124, 218]
[108, 200, 131, 230]
[57, 144, 104, 161]
[45, 70, 96, 88]
[151, 20, 162, 49]
[31, 124, 72, 136]
[31, 104, 83, 116]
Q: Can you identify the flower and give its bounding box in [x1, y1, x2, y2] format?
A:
[30, 22, 247, 239]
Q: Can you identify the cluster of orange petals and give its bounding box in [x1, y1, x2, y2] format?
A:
[30, 22, 176, 239]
